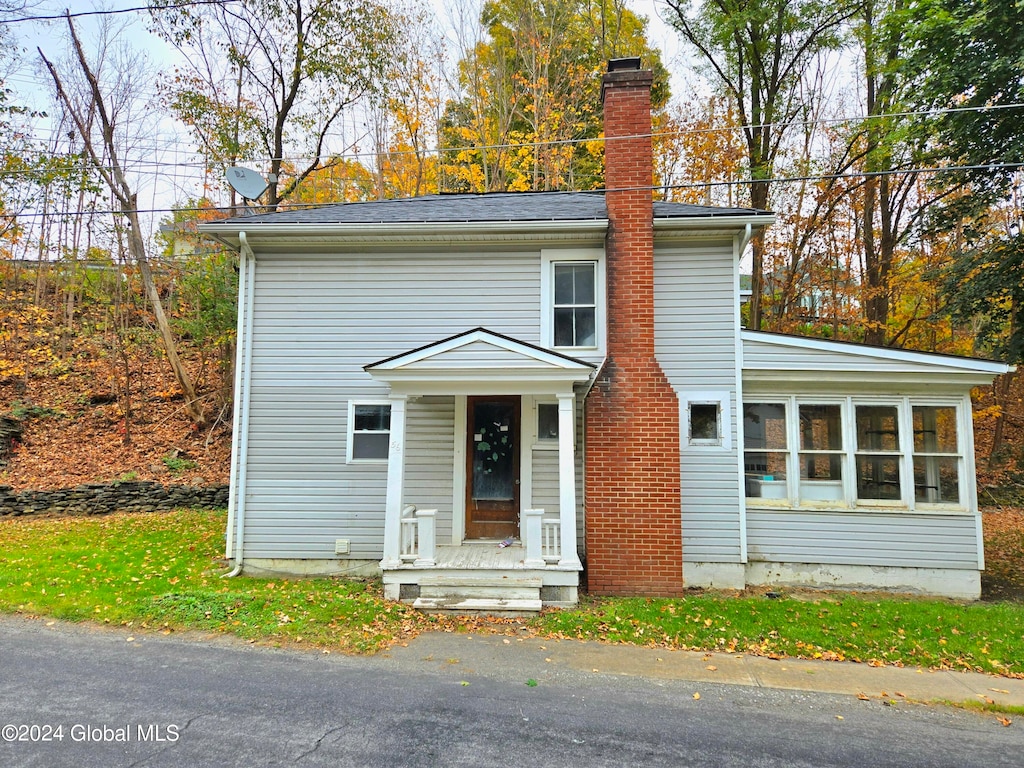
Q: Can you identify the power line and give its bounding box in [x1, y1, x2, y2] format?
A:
[3, 160, 1021, 222]
[0, 0, 238, 25]
[4, 99, 1023, 171]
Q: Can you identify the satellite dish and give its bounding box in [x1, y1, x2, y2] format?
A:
[226, 166, 269, 201]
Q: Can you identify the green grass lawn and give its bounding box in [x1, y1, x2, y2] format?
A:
[0, 510, 426, 653]
[1, 509, 1022, 676]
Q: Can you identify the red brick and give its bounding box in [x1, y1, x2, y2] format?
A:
[585, 64, 683, 598]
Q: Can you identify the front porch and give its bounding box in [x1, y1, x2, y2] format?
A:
[382, 508, 581, 610]
[365, 329, 594, 610]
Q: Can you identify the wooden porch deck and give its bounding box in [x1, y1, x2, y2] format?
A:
[411, 543, 529, 570]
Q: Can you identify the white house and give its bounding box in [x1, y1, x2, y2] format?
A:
[201, 59, 1010, 609]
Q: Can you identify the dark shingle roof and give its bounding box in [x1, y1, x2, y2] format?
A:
[222, 191, 769, 226]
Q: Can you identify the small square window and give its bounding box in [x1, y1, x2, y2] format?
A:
[689, 403, 720, 443]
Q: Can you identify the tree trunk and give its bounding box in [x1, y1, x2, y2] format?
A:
[40, 16, 206, 427]
[125, 197, 205, 426]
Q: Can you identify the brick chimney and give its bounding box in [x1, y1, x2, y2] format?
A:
[584, 58, 684, 596]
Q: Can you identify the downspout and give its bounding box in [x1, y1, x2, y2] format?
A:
[738, 222, 753, 255]
[223, 231, 256, 578]
[735, 222, 753, 570]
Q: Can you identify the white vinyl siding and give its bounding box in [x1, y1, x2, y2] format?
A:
[240, 250, 546, 560]
[529, 398, 586, 553]
[746, 510, 980, 570]
[405, 397, 456, 545]
[654, 239, 742, 563]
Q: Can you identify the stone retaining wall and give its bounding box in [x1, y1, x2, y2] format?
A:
[0, 481, 229, 518]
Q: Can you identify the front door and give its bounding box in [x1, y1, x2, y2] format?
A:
[465, 396, 520, 540]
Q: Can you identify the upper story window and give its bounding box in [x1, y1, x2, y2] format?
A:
[744, 397, 966, 512]
[542, 249, 604, 351]
[553, 262, 596, 347]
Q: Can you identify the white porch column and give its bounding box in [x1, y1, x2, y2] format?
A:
[557, 392, 582, 568]
[381, 394, 408, 568]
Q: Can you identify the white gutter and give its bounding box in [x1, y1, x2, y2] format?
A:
[654, 214, 776, 233]
[223, 231, 257, 578]
[200, 218, 609, 242]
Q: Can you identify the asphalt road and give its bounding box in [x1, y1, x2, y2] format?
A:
[0, 616, 1020, 767]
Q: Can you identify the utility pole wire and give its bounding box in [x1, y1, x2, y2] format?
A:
[7, 161, 1023, 220]
[0, 1, 238, 25]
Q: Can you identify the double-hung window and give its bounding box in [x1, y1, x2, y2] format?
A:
[798, 404, 845, 502]
[553, 262, 597, 348]
[913, 405, 960, 504]
[542, 249, 603, 351]
[855, 405, 902, 502]
[347, 402, 391, 462]
[743, 403, 788, 500]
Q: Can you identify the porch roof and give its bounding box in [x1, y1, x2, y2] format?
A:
[364, 328, 596, 395]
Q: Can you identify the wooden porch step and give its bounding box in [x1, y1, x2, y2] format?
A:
[412, 597, 543, 616]
[418, 576, 542, 601]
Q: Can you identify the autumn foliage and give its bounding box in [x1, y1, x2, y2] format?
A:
[0, 259, 231, 491]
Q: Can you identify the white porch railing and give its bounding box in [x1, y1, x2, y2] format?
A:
[399, 505, 418, 561]
[541, 519, 561, 562]
[399, 505, 437, 566]
[524, 509, 561, 566]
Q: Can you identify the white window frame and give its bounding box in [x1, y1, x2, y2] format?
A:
[541, 248, 605, 352]
[742, 396, 968, 513]
[680, 391, 732, 450]
[742, 401, 790, 506]
[534, 400, 561, 450]
[346, 400, 392, 464]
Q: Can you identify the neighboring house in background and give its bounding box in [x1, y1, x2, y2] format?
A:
[201, 59, 1010, 609]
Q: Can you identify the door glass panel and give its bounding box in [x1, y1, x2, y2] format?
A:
[472, 402, 515, 500]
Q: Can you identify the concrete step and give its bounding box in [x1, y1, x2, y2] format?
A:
[412, 597, 543, 616]
[418, 576, 542, 601]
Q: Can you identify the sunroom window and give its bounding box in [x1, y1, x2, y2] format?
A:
[743, 403, 788, 500]
[913, 405, 960, 504]
[798, 404, 844, 502]
[855, 405, 902, 502]
[743, 398, 965, 512]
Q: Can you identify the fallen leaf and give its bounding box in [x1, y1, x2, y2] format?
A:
[857, 693, 870, 701]
[989, 688, 1010, 694]
[835, 716, 844, 721]
[692, 692, 700, 700]
[706, 665, 718, 671]
[997, 717, 1012, 727]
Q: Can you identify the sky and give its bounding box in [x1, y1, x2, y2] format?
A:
[0, 0, 691, 226]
